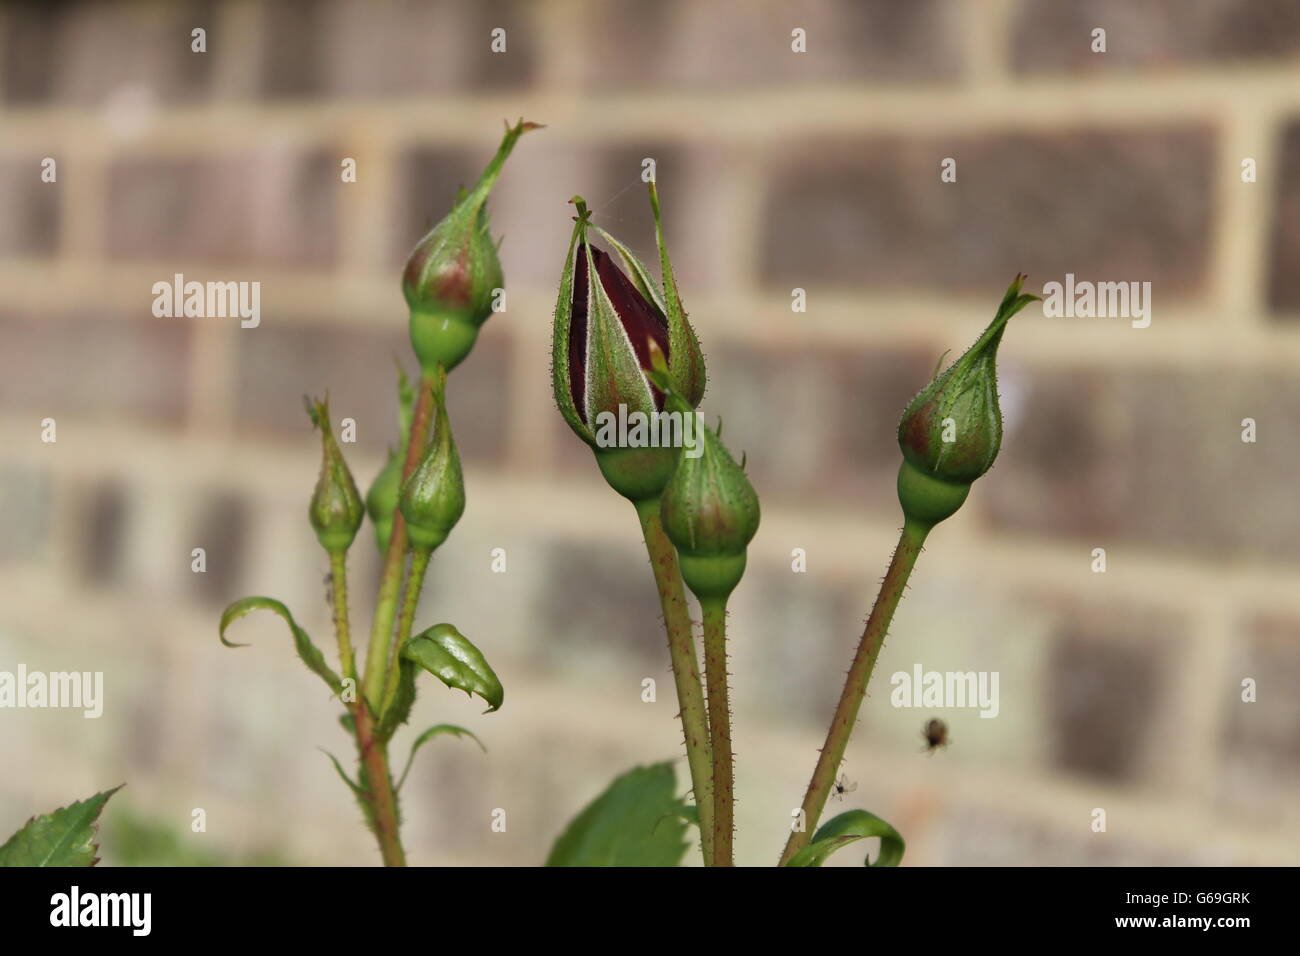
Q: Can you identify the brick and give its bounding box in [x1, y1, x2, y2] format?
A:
[392, 147, 488, 271]
[1042, 600, 1178, 782]
[322, 0, 537, 97]
[190, 490, 252, 606]
[1, 3, 60, 103]
[704, 340, 934, 513]
[3, 0, 215, 106]
[1267, 119, 1300, 315]
[577, 0, 962, 90]
[261, 0, 327, 98]
[1011, 0, 1300, 75]
[487, 139, 725, 296]
[78, 478, 129, 588]
[731, 561, 864, 726]
[0, 157, 60, 257]
[1220, 615, 1300, 811]
[533, 537, 669, 673]
[233, 320, 511, 465]
[760, 127, 1215, 296]
[0, 312, 191, 423]
[0, 464, 54, 564]
[106, 149, 339, 268]
[986, 362, 1300, 561]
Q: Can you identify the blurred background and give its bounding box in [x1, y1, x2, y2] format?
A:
[2, 0, 1299, 866]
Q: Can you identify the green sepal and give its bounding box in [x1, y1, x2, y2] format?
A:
[783, 809, 906, 868]
[581, 239, 659, 426]
[648, 182, 706, 407]
[399, 368, 465, 552]
[306, 395, 364, 554]
[219, 596, 343, 695]
[551, 198, 594, 445]
[0, 786, 122, 867]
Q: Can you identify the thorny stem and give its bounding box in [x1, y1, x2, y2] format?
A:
[328, 550, 357, 683]
[700, 595, 734, 867]
[352, 702, 406, 866]
[634, 496, 715, 865]
[361, 375, 434, 710]
[381, 546, 433, 714]
[325, 555, 405, 865]
[780, 518, 931, 866]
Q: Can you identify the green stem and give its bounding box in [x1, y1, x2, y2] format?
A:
[634, 497, 714, 865]
[353, 703, 406, 866]
[361, 375, 434, 709]
[779, 517, 931, 866]
[381, 546, 432, 714]
[700, 595, 733, 867]
[328, 550, 357, 684]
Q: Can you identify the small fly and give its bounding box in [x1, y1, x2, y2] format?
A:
[922, 718, 950, 754]
[831, 773, 857, 801]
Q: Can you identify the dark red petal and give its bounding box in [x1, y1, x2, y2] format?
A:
[591, 246, 670, 410]
[567, 244, 591, 423]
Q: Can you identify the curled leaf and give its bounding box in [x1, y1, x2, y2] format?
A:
[400, 623, 503, 713]
[219, 596, 342, 694]
[784, 809, 905, 868]
[396, 724, 486, 790]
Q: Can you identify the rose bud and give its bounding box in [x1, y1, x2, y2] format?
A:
[398, 370, 465, 553]
[660, 412, 760, 603]
[365, 365, 417, 553]
[551, 185, 706, 502]
[403, 119, 540, 375]
[896, 274, 1038, 527]
[306, 396, 364, 554]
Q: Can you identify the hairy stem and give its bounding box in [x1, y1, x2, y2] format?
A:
[381, 546, 432, 714]
[701, 595, 733, 867]
[328, 550, 357, 684]
[634, 497, 714, 865]
[780, 518, 930, 865]
[361, 375, 434, 709]
[352, 703, 406, 866]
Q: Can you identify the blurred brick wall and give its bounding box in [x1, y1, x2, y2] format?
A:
[1, 0, 1299, 865]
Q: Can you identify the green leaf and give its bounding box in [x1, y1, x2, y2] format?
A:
[320, 751, 375, 833]
[400, 623, 503, 713]
[321, 749, 365, 798]
[378, 659, 418, 740]
[545, 763, 690, 867]
[0, 786, 122, 867]
[396, 724, 485, 790]
[219, 596, 342, 694]
[784, 810, 906, 868]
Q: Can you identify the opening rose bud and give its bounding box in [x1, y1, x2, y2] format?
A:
[551, 186, 707, 502]
[896, 274, 1039, 527]
[306, 396, 365, 554]
[403, 120, 540, 374]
